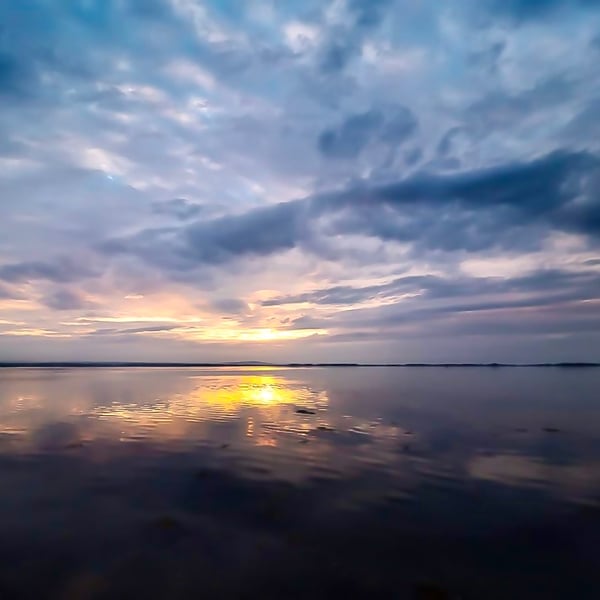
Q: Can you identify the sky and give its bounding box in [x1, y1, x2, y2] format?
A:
[1, 0, 600, 363]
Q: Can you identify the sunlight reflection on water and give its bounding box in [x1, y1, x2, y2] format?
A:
[0, 367, 599, 598]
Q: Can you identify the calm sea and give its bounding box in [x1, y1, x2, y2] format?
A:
[0, 366, 598, 599]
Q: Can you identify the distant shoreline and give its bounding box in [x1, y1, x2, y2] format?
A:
[0, 362, 599, 368]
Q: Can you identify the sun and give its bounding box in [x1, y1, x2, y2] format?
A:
[256, 386, 275, 403]
[256, 328, 277, 340]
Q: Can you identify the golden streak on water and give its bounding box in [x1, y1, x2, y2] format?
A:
[88, 375, 327, 440]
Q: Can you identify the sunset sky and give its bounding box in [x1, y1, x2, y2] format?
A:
[1, 0, 600, 363]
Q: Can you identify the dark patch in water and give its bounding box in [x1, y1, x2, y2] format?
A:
[415, 582, 451, 599]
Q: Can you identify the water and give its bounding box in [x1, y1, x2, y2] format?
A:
[0, 366, 598, 599]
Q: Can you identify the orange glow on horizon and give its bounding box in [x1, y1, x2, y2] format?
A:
[1, 284, 331, 343]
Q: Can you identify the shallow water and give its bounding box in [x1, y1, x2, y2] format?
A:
[0, 366, 599, 599]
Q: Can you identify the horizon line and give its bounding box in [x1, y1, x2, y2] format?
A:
[0, 361, 599, 368]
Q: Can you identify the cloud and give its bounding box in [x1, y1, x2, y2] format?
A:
[41, 289, 93, 311]
[282, 274, 600, 342]
[436, 127, 467, 157]
[487, 0, 600, 21]
[262, 276, 426, 307]
[0, 52, 27, 98]
[318, 105, 417, 158]
[1, 0, 600, 361]
[0, 282, 22, 300]
[467, 76, 577, 131]
[185, 201, 307, 262]
[0, 259, 96, 284]
[212, 298, 249, 314]
[318, 0, 392, 73]
[88, 324, 180, 336]
[101, 149, 599, 275]
[152, 198, 205, 220]
[374, 150, 589, 210]
[319, 34, 357, 74]
[381, 106, 418, 143]
[348, 0, 393, 27]
[564, 99, 600, 145]
[267, 269, 600, 311]
[100, 200, 307, 268]
[318, 110, 384, 158]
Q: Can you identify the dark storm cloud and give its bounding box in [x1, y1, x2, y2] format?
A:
[101, 149, 600, 271]
[0, 260, 96, 284]
[185, 201, 308, 262]
[101, 201, 307, 268]
[371, 150, 589, 212]
[337, 149, 598, 249]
